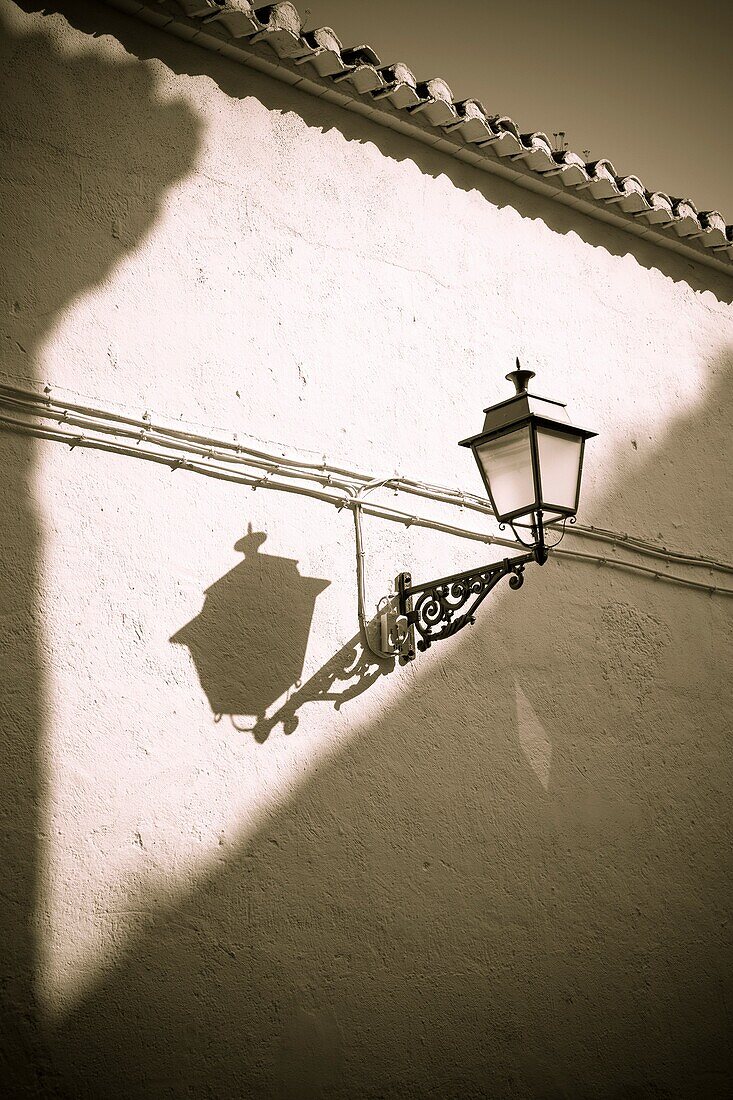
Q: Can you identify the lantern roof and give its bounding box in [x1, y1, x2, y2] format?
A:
[459, 364, 596, 449]
[475, 390, 572, 436]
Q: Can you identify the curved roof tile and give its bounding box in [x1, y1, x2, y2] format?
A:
[373, 63, 421, 108]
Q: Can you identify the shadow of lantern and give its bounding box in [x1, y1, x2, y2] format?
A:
[171, 526, 330, 727]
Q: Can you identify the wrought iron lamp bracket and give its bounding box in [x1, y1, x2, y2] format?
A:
[394, 547, 542, 662]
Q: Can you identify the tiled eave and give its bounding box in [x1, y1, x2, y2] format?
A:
[102, 0, 733, 278]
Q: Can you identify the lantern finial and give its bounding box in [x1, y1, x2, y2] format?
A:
[506, 357, 535, 395]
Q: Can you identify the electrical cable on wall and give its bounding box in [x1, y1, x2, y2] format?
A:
[1, 381, 731, 618]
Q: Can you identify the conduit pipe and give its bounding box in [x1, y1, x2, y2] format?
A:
[0, 382, 497, 519]
[0, 411, 517, 547]
[4, 379, 731, 574]
[1, 382, 731, 603]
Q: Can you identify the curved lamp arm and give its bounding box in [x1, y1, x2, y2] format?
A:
[393, 544, 545, 662]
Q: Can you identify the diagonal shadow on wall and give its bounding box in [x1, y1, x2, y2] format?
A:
[0, 0, 201, 1089]
[1, 1, 731, 1095]
[37, 359, 733, 1099]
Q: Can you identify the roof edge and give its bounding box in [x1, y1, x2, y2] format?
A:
[101, 0, 733, 279]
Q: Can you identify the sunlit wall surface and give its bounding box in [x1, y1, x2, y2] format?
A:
[1, 1, 732, 1096]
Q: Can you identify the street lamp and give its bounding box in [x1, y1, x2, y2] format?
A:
[390, 361, 596, 661]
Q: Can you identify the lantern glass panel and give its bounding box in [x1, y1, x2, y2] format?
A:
[476, 425, 536, 519]
[536, 427, 583, 513]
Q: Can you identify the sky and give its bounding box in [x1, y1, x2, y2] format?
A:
[305, 0, 733, 218]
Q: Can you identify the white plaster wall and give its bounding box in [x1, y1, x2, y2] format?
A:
[1, 1, 732, 1096]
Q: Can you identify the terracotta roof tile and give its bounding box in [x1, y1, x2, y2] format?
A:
[333, 45, 384, 93]
[516, 133, 555, 172]
[547, 150, 588, 186]
[410, 79, 457, 127]
[373, 63, 420, 109]
[443, 99, 493, 143]
[201, 0, 259, 37]
[248, 2, 304, 56]
[294, 27, 347, 76]
[642, 192, 675, 225]
[697, 211, 729, 251]
[107, 0, 732, 274]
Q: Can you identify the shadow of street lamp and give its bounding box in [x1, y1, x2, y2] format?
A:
[171, 526, 330, 726]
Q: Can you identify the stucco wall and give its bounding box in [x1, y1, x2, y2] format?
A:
[1, 1, 732, 1096]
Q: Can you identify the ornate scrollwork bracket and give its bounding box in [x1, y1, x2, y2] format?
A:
[395, 548, 540, 662]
